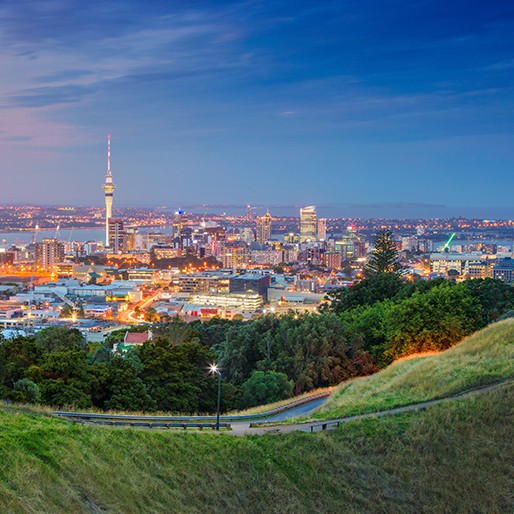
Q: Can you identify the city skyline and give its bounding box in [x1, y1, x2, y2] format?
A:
[1, 1, 513, 213]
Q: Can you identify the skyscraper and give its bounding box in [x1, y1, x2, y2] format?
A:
[102, 135, 116, 247]
[256, 210, 272, 244]
[173, 210, 189, 238]
[300, 206, 317, 242]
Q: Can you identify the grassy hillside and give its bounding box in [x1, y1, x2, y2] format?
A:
[310, 318, 514, 421]
[0, 382, 512, 513]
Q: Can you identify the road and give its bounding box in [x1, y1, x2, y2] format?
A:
[55, 392, 331, 424]
[247, 397, 329, 422]
[118, 288, 164, 324]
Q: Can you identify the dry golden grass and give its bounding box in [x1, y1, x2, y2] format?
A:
[310, 318, 514, 420]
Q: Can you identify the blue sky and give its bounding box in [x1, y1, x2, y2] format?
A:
[1, 0, 514, 216]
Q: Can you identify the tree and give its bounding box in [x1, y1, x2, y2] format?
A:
[101, 357, 156, 411]
[145, 307, 159, 323]
[464, 278, 514, 325]
[322, 273, 403, 314]
[60, 304, 73, 318]
[161, 316, 201, 345]
[0, 337, 43, 387]
[34, 327, 86, 352]
[364, 230, 403, 277]
[240, 371, 293, 409]
[13, 378, 41, 404]
[139, 338, 217, 413]
[383, 282, 482, 361]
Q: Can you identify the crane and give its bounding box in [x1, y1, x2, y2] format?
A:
[443, 232, 456, 251]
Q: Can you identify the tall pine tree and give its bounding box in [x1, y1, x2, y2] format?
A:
[364, 230, 403, 277]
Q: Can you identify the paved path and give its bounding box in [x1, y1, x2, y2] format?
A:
[230, 381, 511, 436]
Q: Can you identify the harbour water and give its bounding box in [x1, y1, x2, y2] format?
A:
[0, 227, 172, 246]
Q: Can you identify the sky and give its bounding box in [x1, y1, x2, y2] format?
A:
[1, 0, 514, 217]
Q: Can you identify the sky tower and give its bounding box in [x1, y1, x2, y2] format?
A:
[102, 134, 116, 247]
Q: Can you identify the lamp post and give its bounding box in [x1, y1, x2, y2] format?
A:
[210, 364, 222, 431]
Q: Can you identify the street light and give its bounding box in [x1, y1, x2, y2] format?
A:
[209, 363, 222, 431]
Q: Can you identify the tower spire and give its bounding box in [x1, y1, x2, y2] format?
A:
[106, 134, 112, 182]
[102, 134, 116, 247]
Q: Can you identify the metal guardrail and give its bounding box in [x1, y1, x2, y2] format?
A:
[54, 391, 331, 423]
[306, 420, 342, 433]
[65, 417, 230, 430]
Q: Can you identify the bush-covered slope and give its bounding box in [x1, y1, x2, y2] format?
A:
[0, 382, 512, 513]
[312, 318, 514, 420]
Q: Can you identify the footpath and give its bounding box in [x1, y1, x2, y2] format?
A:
[231, 380, 511, 436]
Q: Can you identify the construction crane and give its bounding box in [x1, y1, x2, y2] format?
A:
[443, 232, 456, 251]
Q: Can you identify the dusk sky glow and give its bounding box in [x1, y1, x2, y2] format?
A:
[1, 0, 514, 217]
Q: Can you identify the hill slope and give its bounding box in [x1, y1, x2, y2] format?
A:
[311, 318, 514, 420]
[0, 381, 512, 513]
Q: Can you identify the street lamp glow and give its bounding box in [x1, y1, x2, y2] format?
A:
[209, 363, 222, 430]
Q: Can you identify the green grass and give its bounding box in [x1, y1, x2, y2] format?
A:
[0, 382, 512, 513]
[309, 318, 514, 421]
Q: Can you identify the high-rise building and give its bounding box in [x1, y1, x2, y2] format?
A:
[317, 218, 327, 241]
[300, 206, 317, 242]
[256, 210, 272, 244]
[102, 135, 116, 247]
[173, 210, 189, 238]
[221, 242, 249, 270]
[108, 218, 125, 253]
[35, 238, 65, 270]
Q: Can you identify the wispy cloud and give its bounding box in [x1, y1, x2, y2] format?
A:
[0, 1, 251, 147]
[8, 84, 93, 108]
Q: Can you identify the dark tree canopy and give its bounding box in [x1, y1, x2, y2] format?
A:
[322, 273, 404, 314]
[1, 276, 513, 413]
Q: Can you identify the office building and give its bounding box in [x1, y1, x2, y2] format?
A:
[300, 206, 317, 242]
[492, 258, 514, 283]
[173, 210, 189, 237]
[190, 292, 263, 312]
[230, 274, 271, 301]
[430, 252, 489, 277]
